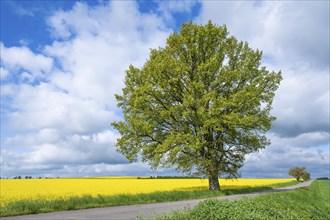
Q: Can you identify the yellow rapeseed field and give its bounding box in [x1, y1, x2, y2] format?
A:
[0, 177, 294, 207]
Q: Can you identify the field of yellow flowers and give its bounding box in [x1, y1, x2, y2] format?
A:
[0, 177, 294, 207]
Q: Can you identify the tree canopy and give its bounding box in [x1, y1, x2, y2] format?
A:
[112, 21, 282, 190]
[288, 167, 311, 181]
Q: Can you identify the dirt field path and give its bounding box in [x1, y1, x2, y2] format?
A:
[1, 180, 313, 220]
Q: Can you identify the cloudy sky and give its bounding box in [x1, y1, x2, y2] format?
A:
[1, 0, 329, 179]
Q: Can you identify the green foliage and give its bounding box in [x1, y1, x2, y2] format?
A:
[157, 180, 330, 220]
[112, 21, 282, 189]
[301, 172, 311, 181]
[288, 167, 310, 181]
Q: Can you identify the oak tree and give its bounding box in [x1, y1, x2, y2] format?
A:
[112, 21, 282, 190]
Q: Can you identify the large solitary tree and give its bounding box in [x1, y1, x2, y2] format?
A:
[112, 21, 282, 190]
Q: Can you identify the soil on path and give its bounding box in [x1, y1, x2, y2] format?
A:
[1, 180, 313, 220]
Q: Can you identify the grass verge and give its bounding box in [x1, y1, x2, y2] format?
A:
[0, 180, 298, 217]
[317, 179, 330, 204]
[156, 180, 330, 220]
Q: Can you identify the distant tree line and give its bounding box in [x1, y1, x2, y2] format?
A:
[316, 177, 329, 180]
[2, 176, 60, 179]
[137, 176, 203, 179]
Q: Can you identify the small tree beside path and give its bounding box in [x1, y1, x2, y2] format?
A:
[288, 167, 311, 181]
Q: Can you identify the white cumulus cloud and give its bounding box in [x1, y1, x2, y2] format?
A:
[1, 1, 172, 177]
[0, 42, 53, 81]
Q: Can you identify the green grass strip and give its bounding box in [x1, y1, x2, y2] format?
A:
[317, 180, 330, 204]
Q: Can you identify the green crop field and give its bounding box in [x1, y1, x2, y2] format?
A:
[156, 180, 330, 220]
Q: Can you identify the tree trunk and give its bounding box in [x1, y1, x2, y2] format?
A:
[208, 175, 220, 190]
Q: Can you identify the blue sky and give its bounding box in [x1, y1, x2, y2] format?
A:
[1, 0, 329, 178]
